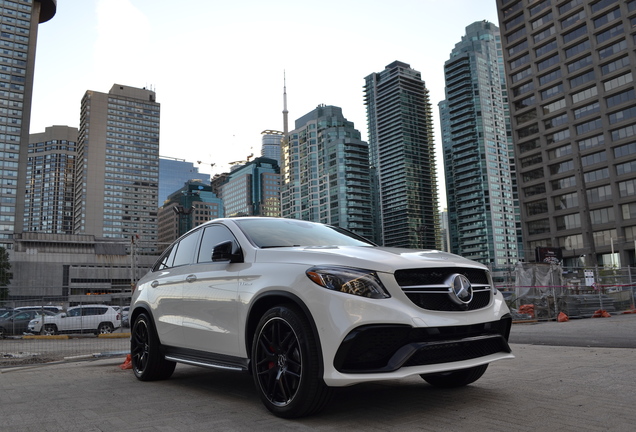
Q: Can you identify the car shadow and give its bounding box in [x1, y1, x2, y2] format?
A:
[163, 364, 508, 420]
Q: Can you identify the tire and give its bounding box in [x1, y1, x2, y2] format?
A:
[96, 322, 114, 335]
[131, 313, 175, 381]
[251, 305, 333, 418]
[41, 324, 57, 336]
[421, 364, 489, 388]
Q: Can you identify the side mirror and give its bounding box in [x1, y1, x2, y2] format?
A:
[212, 240, 243, 263]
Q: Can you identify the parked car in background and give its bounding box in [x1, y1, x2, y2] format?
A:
[0, 309, 56, 338]
[15, 305, 64, 314]
[28, 305, 121, 335]
[121, 306, 130, 328]
[130, 217, 514, 418]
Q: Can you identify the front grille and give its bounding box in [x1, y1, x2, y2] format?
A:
[395, 267, 492, 311]
[333, 316, 512, 373]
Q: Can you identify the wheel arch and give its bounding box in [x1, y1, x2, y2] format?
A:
[245, 291, 325, 376]
[129, 304, 156, 335]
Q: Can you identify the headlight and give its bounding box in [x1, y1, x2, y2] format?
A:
[306, 266, 390, 299]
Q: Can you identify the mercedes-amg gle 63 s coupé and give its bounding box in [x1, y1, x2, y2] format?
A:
[130, 217, 513, 418]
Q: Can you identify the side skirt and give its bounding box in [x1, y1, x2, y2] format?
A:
[162, 346, 249, 372]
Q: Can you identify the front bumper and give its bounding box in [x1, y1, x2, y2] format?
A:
[334, 315, 512, 373]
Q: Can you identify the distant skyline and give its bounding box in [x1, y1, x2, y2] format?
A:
[30, 0, 500, 207]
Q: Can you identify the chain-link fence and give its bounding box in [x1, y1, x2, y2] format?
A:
[4, 263, 636, 367]
[0, 293, 130, 367]
[496, 263, 636, 321]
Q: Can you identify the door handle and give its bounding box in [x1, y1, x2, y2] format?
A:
[186, 275, 197, 283]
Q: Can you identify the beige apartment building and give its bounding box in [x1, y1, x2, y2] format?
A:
[74, 84, 160, 250]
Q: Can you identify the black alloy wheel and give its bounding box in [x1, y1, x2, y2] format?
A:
[131, 312, 175, 381]
[252, 305, 332, 418]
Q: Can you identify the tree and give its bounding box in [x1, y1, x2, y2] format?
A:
[0, 246, 10, 302]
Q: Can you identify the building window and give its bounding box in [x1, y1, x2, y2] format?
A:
[561, 10, 586, 29]
[605, 88, 635, 108]
[521, 153, 543, 168]
[550, 160, 574, 174]
[608, 106, 636, 124]
[569, 70, 595, 88]
[528, 218, 551, 235]
[622, 203, 636, 220]
[548, 143, 572, 159]
[571, 86, 598, 104]
[565, 39, 591, 59]
[553, 192, 578, 210]
[584, 167, 609, 182]
[536, 53, 560, 71]
[593, 7, 621, 28]
[541, 83, 564, 99]
[563, 24, 588, 44]
[570, 53, 593, 74]
[598, 39, 627, 59]
[575, 118, 602, 134]
[587, 184, 612, 203]
[524, 184, 547, 197]
[542, 98, 566, 114]
[616, 160, 636, 175]
[556, 213, 581, 230]
[522, 168, 545, 182]
[590, 207, 614, 224]
[533, 25, 556, 43]
[527, 199, 549, 216]
[544, 113, 569, 129]
[559, 0, 583, 14]
[546, 128, 571, 144]
[578, 134, 605, 150]
[573, 101, 600, 119]
[552, 176, 576, 190]
[611, 124, 636, 141]
[538, 69, 562, 86]
[619, 179, 636, 197]
[535, 40, 558, 57]
[596, 23, 624, 44]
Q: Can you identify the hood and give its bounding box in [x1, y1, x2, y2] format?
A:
[254, 246, 486, 274]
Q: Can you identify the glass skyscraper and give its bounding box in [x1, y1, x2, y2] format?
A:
[440, 21, 523, 272]
[498, 0, 636, 268]
[158, 157, 210, 206]
[364, 61, 439, 248]
[0, 0, 56, 248]
[281, 105, 374, 240]
[220, 156, 280, 217]
[260, 130, 282, 165]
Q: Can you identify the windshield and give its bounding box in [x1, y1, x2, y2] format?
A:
[234, 218, 375, 248]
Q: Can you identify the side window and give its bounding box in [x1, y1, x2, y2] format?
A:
[154, 244, 178, 271]
[172, 230, 202, 267]
[197, 225, 238, 263]
[68, 308, 81, 317]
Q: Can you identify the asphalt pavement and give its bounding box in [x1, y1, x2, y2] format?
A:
[1, 314, 635, 431]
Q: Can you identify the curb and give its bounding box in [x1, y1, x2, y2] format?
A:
[21, 333, 131, 340]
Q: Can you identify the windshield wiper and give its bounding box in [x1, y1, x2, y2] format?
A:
[260, 245, 301, 249]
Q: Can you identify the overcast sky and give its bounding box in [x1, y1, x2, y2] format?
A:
[31, 0, 500, 208]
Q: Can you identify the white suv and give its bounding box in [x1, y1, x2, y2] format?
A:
[130, 217, 514, 418]
[28, 305, 121, 335]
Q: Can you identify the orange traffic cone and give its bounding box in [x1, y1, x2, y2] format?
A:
[119, 354, 132, 370]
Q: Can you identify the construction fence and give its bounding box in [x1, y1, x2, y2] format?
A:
[3, 263, 636, 368]
[496, 263, 636, 321]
